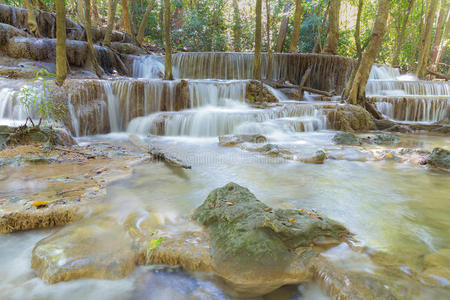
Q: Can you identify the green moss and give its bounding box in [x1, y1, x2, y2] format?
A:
[193, 183, 349, 273]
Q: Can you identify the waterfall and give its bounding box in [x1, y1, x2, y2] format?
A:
[65, 79, 185, 136]
[188, 80, 248, 107]
[141, 52, 355, 94]
[374, 97, 448, 123]
[127, 102, 326, 137]
[132, 55, 165, 78]
[367, 65, 449, 123]
[0, 79, 57, 127]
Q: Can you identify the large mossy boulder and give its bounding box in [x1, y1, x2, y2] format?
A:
[192, 183, 349, 280]
[427, 148, 450, 170]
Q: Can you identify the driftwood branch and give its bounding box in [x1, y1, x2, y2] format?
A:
[129, 135, 191, 169]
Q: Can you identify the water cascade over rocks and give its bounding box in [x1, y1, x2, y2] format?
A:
[367, 65, 449, 123]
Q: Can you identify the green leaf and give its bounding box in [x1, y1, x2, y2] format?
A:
[147, 237, 163, 251]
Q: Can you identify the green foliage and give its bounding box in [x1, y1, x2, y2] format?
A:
[176, 0, 227, 51]
[18, 69, 65, 127]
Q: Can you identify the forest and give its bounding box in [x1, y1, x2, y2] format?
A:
[0, 0, 449, 299]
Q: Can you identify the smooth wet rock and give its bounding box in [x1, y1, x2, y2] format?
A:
[218, 134, 268, 146]
[296, 150, 327, 164]
[426, 148, 450, 170]
[323, 104, 376, 132]
[332, 132, 360, 145]
[32, 217, 136, 283]
[192, 183, 349, 295]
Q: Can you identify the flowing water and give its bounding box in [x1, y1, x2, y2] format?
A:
[367, 65, 449, 123]
[0, 54, 449, 299]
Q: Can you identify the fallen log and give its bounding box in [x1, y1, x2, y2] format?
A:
[427, 68, 449, 80]
[302, 86, 334, 97]
[264, 81, 334, 97]
[129, 134, 191, 169]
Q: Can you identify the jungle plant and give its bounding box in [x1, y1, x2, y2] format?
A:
[18, 69, 66, 127]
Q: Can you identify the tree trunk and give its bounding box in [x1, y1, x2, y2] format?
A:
[347, 0, 390, 105]
[91, 0, 101, 26]
[77, 0, 85, 23]
[24, 0, 40, 37]
[136, 0, 156, 45]
[416, 0, 439, 78]
[254, 0, 262, 79]
[354, 0, 363, 60]
[232, 0, 241, 52]
[312, 2, 329, 53]
[391, 0, 415, 66]
[288, 0, 303, 53]
[429, 1, 449, 72]
[275, 0, 290, 53]
[342, 0, 363, 98]
[431, 21, 449, 75]
[84, 0, 105, 77]
[322, 0, 341, 54]
[164, 0, 173, 80]
[266, 0, 272, 80]
[104, 0, 119, 47]
[56, 0, 67, 86]
[159, 0, 164, 41]
[121, 0, 132, 35]
[128, 0, 136, 35]
[408, 0, 424, 70]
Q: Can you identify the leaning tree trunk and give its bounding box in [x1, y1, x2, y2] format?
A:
[121, 0, 132, 35]
[347, 0, 390, 105]
[416, 0, 439, 78]
[24, 0, 40, 37]
[266, 0, 272, 81]
[104, 0, 119, 47]
[429, 1, 449, 73]
[56, 0, 67, 85]
[254, 0, 262, 80]
[288, 0, 303, 53]
[84, 0, 105, 77]
[232, 0, 241, 52]
[322, 0, 341, 55]
[136, 0, 156, 45]
[164, 0, 173, 80]
[343, 0, 363, 99]
[275, 0, 290, 53]
[391, 0, 415, 66]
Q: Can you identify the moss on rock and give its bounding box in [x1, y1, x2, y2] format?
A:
[192, 183, 349, 276]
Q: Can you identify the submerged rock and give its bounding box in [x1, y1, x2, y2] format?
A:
[218, 134, 268, 146]
[32, 217, 136, 283]
[192, 183, 349, 295]
[332, 132, 360, 145]
[426, 148, 450, 170]
[371, 134, 400, 145]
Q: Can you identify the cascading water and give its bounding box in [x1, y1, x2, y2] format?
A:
[65, 79, 185, 136]
[168, 52, 355, 94]
[132, 55, 165, 79]
[367, 65, 449, 123]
